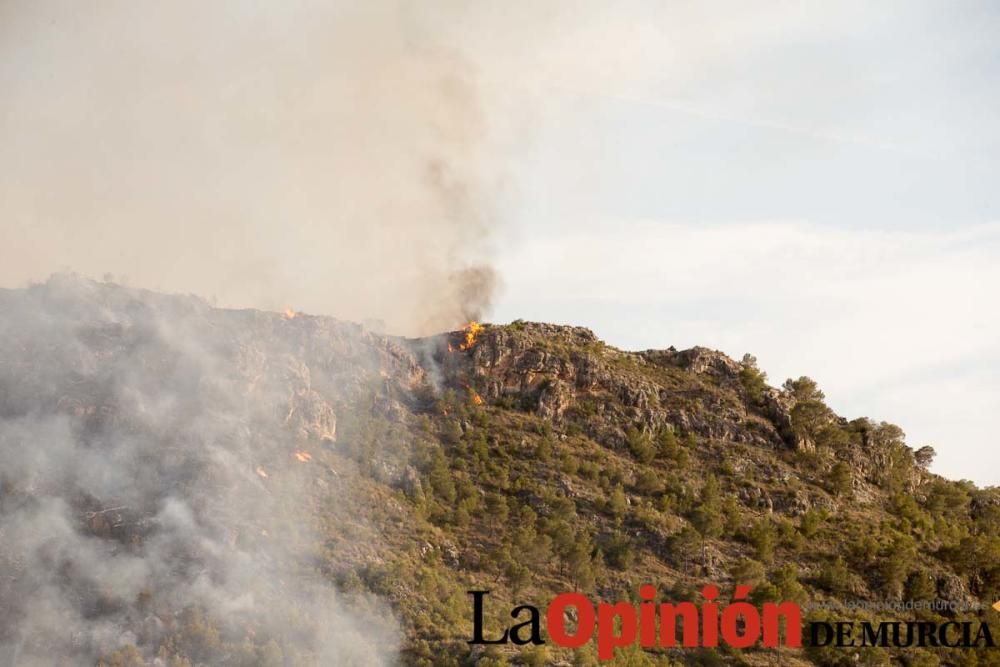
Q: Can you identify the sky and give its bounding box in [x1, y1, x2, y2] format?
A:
[2, 1, 998, 484]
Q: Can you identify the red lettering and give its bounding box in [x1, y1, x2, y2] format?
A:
[597, 602, 637, 660]
[547, 593, 595, 649]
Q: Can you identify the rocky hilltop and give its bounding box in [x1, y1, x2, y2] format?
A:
[1, 276, 998, 667]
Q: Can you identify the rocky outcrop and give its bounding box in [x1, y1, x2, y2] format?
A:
[437, 322, 801, 452]
[760, 387, 814, 451]
[643, 345, 742, 381]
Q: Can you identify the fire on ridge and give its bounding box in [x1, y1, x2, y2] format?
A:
[448, 321, 484, 352]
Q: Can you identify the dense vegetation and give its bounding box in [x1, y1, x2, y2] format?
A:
[301, 322, 1000, 666]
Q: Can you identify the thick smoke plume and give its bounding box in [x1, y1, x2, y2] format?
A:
[1, 4, 543, 663]
[0, 1, 505, 335]
[0, 276, 401, 665]
[1, 1, 806, 333]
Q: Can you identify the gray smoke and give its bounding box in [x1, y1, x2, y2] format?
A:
[0, 4, 542, 663]
[0, 1, 506, 335]
[0, 276, 401, 665]
[0, 1, 809, 334]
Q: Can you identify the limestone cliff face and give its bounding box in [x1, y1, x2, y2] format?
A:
[1, 278, 930, 521]
[427, 321, 940, 505]
[0, 275, 430, 452]
[432, 321, 804, 454]
[1, 277, 881, 482]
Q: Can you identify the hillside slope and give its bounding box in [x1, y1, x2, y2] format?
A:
[1, 276, 998, 667]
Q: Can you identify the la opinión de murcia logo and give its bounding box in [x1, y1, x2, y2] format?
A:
[469, 587, 999, 661]
[469, 585, 800, 661]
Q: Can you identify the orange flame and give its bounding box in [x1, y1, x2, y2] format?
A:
[458, 321, 484, 351]
[460, 381, 484, 406]
[293, 451, 312, 463]
[283, 308, 297, 320]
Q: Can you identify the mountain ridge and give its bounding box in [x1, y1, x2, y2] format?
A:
[1, 275, 998, 667]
